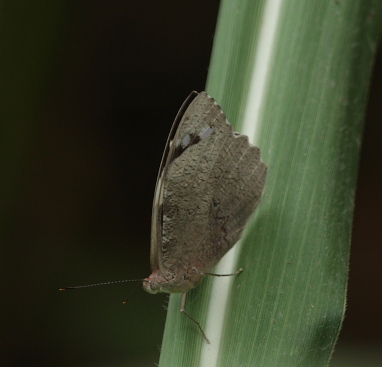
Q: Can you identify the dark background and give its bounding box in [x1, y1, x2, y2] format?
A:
[1, 2, 381, 366]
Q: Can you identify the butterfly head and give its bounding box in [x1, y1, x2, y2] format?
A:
[143, 268, 204, 294]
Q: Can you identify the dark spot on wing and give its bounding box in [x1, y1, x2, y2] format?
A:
[172, 127, 215, 161]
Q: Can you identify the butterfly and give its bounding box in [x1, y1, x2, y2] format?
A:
[143, 91, 267, 342]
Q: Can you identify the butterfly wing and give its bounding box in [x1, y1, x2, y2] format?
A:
[150, 91, 199, 271]
[152, 92, 267, 279]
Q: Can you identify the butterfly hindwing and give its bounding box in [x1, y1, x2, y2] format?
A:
[152, 92, 267, 278]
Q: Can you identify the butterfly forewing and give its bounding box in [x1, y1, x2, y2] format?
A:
[150, 91, 199, 271]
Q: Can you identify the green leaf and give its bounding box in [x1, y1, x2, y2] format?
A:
[158, 0, 382, 366]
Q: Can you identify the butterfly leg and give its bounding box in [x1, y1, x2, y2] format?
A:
[180, 292, 210, 344]
[204, 267, 243, 277]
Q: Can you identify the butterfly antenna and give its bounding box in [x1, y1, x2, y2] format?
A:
[59, 278, 144, 291]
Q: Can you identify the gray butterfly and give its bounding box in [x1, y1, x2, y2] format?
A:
[143, 91, 267, 342]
